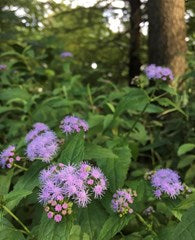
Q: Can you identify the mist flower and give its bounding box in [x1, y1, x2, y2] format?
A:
[151, 169, 184, 199]
[145, 64, 173, 81]
[60, 116, 89, 134]
[0, 145, 21, 169]
[0, 64, 7, 71]
[26, 123, 59, 162]
[60, 52, 73, 58]
[39, 162, 108, 222]
[25, 123, 49, 143]
[111, 189, 137, 217]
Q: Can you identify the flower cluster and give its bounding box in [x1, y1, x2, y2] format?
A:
[0, 145, 21, 169]
[60, 52, 73, 58]
[151, 169, 184, 199]
[145, 64, 173, 81]
[60, 116, 89, 135]
[26, 123, 59, 162]
[39, 162, 107, 222]
[111, 189, 137, 217]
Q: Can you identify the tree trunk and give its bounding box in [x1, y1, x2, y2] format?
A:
[148, 0, 187, 77]
[128, 0, 141, 84]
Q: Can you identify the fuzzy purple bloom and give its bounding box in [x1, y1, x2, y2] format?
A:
[25, 123, 49, 143]
[60, 52, 73, 58]
[60, 116, 89, 135]
[151, 169, 184, 199]
[145, 64, 173, 81]
[0, 145, 16, 168]
[26, 124, 59, 162]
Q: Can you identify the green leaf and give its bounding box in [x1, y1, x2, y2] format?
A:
[171, 206, 195, 240]
[85, 144, 117, 160]
[177, 144, 195, 156]
[97, 146, 132, 192]
[78, 201, 108, 240]
[97, 215, 132, 240]
[0, 218, 25, 240]
[58, 132, 84, 164]
[0, 169, 13, 195]
[14, 161, 46, 192]
[174, 193, 195, 210]
[38, 214, 73, 240]
[69, 225, 90, 240]
[0, 88, 31, 102]
[4, 190, 32, 210]
[114, 88, 149, 117]
[178, 155, 195, 169]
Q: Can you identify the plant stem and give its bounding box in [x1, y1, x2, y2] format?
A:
[1, 205, 31, 235]
[13, 163, 27, 171]
[129, 103, 150, 134]
[135, 213, 157, 237]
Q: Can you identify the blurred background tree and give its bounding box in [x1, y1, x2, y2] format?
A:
[0, 0, 194, 84]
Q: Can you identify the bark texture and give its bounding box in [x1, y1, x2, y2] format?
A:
[148, 0, 187, 77]
[129, 0, 141, 83]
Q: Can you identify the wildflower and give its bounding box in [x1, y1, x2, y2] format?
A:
[39, 162, 108, 222]
[60, 116, 89, 135]
[0, 64, 7, 71]
[0, 145, 21, 169]
[145, 64, 173, 81]
[26, 128, 59, 162]
[60, 52, 73, 58]
[25, 123, 49, 143]
[151, 169, 184, 199]
[111, 189, 137, 217]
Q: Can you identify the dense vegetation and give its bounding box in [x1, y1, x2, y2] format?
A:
[0, 1, 195, 240]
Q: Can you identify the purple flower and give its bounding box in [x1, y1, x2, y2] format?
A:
[111, 189, 137, 217]
[25, 123, 49, 143]
[60, 52, 73, 58]
[0, 64, 7, 71]
[60, 116, 89, 135]
[0, 145, 16, 168]
[39, 162, 108, 222]
[151, 169, 184, 199]
[145, 64, 173, 81]
[26, 127, 59, 162]
[47, 212, 54, 219]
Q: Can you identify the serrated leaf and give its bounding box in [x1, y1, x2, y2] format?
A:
[4, 189, 32, 210]
[114, 88, 149, 116]
[38, 214, 73, 240]
[78, 201, 108, 239]
[174, 193, 195, 210]
[171, 206, 195, 240]
[177, 144, 195, 156]
[14, 161, 46, 191]
[96, 146, 131, 192]
[0, 218, 25, 240]
[58, 133, 84, 164]
[85, 144, 117, 160]
[0, 169, 13, 195]
[178, 155, 195, 169]
[0, 88, 31, 101]
[97, 215, 132, 240]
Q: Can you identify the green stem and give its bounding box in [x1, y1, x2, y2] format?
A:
[135, 213, 157, 237]
[1, 205, 31, 235]
[129, 103, 150, 134]
[13, 163, 27, 171]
